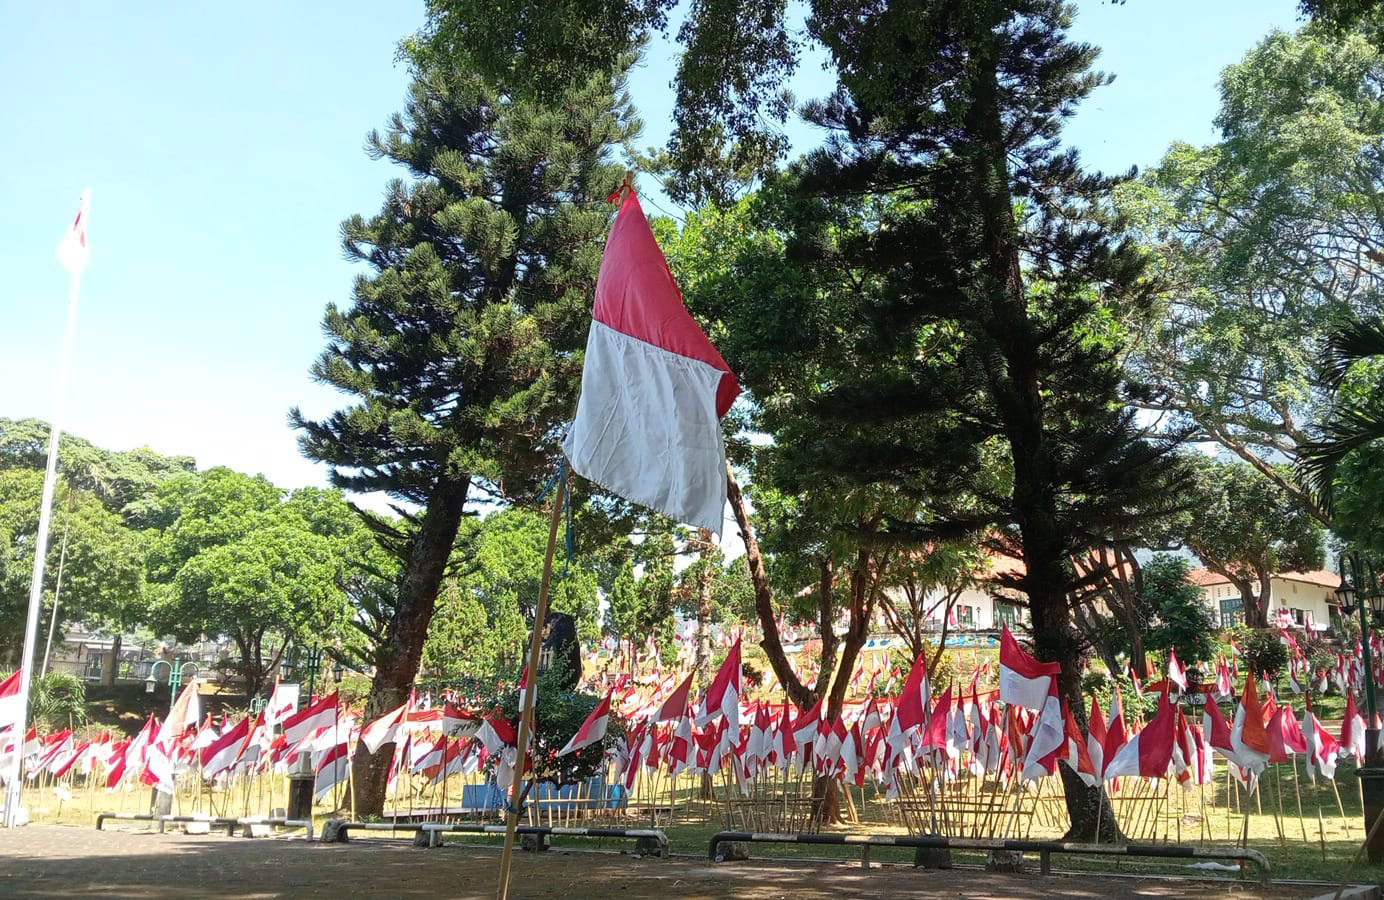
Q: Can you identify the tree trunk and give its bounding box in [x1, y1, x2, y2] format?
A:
[102, 633, 121, 687]
[1057, 760, 1125, 842]
[726, 465, 815, 711]
[352, 473, 470, 817]
[968, 45, 1124, 841]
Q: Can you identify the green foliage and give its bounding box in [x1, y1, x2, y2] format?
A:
[422, 508, 602, 680]
[488, 663, 622, 786]
[26, 671, 87, 732]
[890, 641, 955, 695]
[145, 468, 370, 696]
[290, 7, 644, 811]
[1138, 554, 1218, 665]
[1079, 670, 1158, 723]
[0, 470, 148, 664]
[1124, 18, 1384, 524]
[1242, 628, 1291, 677]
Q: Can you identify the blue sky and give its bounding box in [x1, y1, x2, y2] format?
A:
[1, 0, 1304, 508]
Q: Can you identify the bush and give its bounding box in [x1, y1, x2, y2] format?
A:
[1242, 629, 1289, 678]
[28, 671, 87, 731]
[890, 641, 955, 694]
[1080, 671, 1158, 722]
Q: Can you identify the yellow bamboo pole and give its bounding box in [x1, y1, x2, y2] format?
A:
[496, 469, 566, 900]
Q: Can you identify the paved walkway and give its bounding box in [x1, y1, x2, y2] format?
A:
[0, 825, 1322, 898]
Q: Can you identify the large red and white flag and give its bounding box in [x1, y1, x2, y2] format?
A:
[561, 187, 740, 533]
[999, 625, 1059, 711]
[56, 190, 91, 274]
[557, 691, 613, 757]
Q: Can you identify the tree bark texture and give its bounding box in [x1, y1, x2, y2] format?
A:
[352, 473, 470, 816]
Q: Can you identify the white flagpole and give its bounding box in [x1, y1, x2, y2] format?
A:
[3, 192, 89, 828]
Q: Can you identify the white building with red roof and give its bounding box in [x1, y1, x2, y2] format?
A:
[1186, 567, 1340, 631]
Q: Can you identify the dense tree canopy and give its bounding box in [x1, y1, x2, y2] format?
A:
[291, 0, 642, 814]
[1124, 19, 1384, 523]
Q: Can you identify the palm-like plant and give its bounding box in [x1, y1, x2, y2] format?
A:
[1299, 316, 1384, 513]
[28, 671, 87, 731]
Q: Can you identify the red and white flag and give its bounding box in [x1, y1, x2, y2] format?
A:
[557, 691, 612, 757]
[313, 741, 351, 801]
[999, 625, 1059, 711]
[201, 716, 251, 778]
[698, 639, 741, 731]
[1167, 649, 1187, 693]
[360, 701, 408, 754]
[1019, 681, 1066, 782]
[1230, 676, 1271, 779]
[1302, 703, 1340, 781]
[895, 653, 931, 733]
[265, 682, 300, 728]
[655, 673, 694, 724]
[283, 691, 339, 745]
[56, 190, 91, 274]
[1342, 691, 1367, 764]
[561, 187, 740, 533]
[1087, 696, 1108, 779]
[0, 669, 21, 729]
[1103, 688, 1175, 780]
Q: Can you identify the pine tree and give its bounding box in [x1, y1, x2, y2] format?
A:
[782, 0, 1189, 839]
[291, 15, 639, 814]
[667, 0, 1188, 837]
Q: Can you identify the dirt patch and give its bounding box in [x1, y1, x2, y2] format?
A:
[0, 825, 1321, 899]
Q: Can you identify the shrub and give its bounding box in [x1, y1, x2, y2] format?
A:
[1242, 629, 1289, 678]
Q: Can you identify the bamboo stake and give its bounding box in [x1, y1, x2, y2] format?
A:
[496, 468, 566, 900]
[1291, 755, 1309, 846]
[1271, 764, 1288, 849]
[1332, 778, 1353, 839]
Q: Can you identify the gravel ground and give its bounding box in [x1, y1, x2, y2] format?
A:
[0, 824, 1337, 899]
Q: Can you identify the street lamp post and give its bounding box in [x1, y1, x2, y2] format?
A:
[144, 658, 199, 719]
[142, 657, 198, 817]
[1336, 551, 1384, 861]
[299, 645, 322, 710]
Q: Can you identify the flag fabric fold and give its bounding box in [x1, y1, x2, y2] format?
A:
[561, 189, 740, 534]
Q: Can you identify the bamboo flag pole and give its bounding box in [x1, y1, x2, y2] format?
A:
[497, 466, 567, 900]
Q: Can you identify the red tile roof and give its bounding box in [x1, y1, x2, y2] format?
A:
[1185, 567, 1340, 589]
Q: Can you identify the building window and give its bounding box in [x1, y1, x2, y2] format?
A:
[994, 601, 1020, 629]
[958, 605, 974, 626]
[1219, 597, 1244, 629]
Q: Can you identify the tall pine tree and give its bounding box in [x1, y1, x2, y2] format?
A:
[667, 0, 1188, 837]
[785, 0, 1188, 838]
[291, 9, 639, 813]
